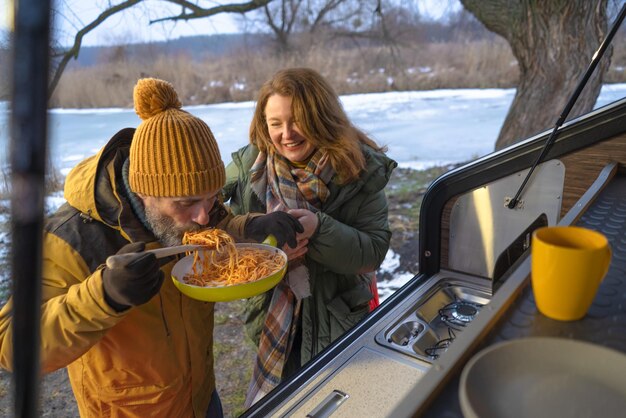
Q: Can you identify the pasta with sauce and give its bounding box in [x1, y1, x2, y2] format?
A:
[181, 229, 285, 287]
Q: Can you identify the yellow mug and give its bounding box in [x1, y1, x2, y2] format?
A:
[531, 226, 611, 321]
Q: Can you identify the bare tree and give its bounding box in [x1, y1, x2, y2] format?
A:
[49, 0, 273, 96]
[259, 0, 304, 52]
[48, 0, 420, 95]
[460, 0, 610, 150]
[246, 0, 374, 53]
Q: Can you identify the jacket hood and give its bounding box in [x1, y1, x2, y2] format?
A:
[320, 144, 396, 213]
[358, 144, 398, 194]
[64, 128, 135, 226]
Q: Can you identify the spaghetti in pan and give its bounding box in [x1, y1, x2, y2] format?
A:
[171, 229, 288, 302]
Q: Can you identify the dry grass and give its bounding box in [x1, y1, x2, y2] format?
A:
[43, 35, 626, 109]
[0, 167, 9, 199]
[50, 39, 522, 109]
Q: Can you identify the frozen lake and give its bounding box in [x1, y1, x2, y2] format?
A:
[0, 84, 622, 176]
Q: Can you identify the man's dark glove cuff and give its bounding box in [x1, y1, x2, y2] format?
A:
[103, 286, 131, 312]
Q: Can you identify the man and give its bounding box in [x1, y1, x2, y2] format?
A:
[0, 78, 303, 417]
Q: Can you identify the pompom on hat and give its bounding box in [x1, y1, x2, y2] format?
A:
[129, 78, 225, 197]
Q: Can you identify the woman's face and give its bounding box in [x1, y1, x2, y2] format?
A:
[265, 94, 316, 163]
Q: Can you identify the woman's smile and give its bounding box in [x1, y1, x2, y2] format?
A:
[265, 94, 316, 163]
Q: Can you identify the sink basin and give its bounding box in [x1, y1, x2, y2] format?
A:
[375, 278, 492, 362]
[388, 321, 426, 346]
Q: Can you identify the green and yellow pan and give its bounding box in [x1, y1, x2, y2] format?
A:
[170, 236, 287, 302]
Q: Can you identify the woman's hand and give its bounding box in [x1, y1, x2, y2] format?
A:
[282, 238, 309, 261]
[287, 208, 319, 240]
[281, 209, 317, 260]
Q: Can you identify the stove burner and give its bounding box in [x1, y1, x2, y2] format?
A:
[451, 303, 478, 322]
[438, 300, 482, 328]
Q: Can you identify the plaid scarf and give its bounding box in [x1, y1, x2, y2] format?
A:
[244, 149, 334, 407]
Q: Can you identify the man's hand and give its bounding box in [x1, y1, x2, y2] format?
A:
[102, 242, 164, 312]
[245, 211, 304, 248]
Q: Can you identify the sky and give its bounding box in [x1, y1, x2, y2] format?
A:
[56, 0, 250, 46]
[1, 0, 460, 47]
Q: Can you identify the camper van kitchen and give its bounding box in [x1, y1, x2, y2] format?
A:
[4, 1, 626, 417]
[242, 90, 626, 418]
[242, 6, 626, 415]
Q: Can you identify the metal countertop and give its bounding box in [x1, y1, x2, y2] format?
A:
[421, 174, 626, 418]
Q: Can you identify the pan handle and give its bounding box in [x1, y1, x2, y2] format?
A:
[262, 235, 278, 247]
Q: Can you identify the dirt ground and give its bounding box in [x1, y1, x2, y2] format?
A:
[0, 299, 255, 417]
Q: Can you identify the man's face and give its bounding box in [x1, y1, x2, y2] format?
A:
[140, 192, 219, 246]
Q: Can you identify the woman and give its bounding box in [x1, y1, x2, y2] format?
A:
[222, 67, 397, 406]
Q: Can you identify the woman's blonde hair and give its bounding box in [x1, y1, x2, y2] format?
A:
[250, 67, 386, 184]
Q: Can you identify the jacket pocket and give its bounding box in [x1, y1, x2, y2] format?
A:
[326, 284, 372, 341]
[85, 377, 188, 417]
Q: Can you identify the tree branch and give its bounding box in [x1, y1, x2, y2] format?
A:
[150, 0, 273, 23]
[49, 0, 274, 97]
[459, 0, 522, 40]
[310, 0, 346, 32]
[49, 0, 143, 97]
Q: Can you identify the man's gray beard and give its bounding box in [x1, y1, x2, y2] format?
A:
[144, 206, 201, 247]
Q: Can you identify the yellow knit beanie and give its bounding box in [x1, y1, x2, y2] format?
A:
[129, 78, 225, 197]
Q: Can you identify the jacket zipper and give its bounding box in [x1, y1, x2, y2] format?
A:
[310, 290, 318, 358]
[158, 294, 171, 337]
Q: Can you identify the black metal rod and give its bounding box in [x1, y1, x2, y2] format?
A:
[10, 0, 51, 416]
[507, 3, 626, 209]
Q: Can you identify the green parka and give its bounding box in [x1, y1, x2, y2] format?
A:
[223, 144, 396, 365]
[0, 128, 251, 417]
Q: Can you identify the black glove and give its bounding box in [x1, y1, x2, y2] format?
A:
[245, 212, 304, 248]
[102, 242, 164, 312]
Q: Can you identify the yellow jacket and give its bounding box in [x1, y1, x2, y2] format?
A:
[0, 129, 250, 417]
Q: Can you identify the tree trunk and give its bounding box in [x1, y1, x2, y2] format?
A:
[460, 0, 609, 150]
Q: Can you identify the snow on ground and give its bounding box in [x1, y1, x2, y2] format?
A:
[45, 192, 66, 214]
[377, 249, 415, 302]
